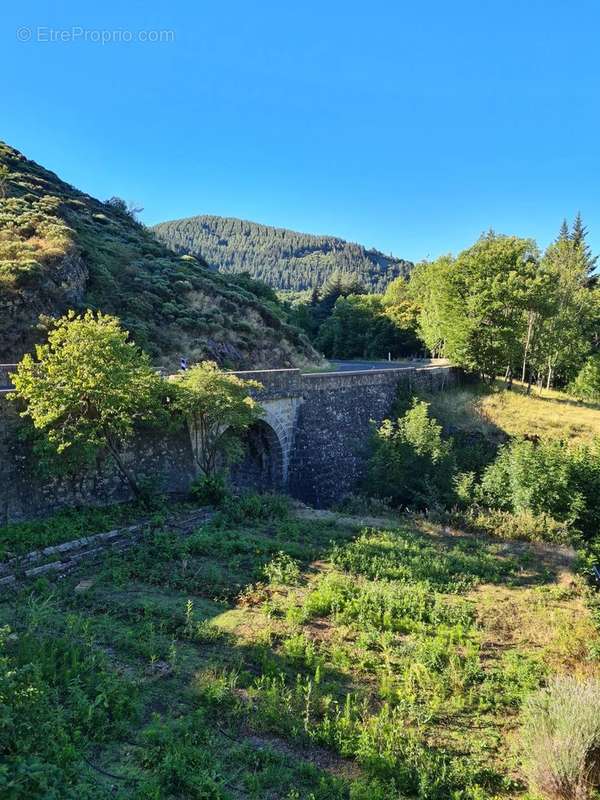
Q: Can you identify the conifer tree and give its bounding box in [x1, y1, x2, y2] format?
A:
[571, 212, 597, 275]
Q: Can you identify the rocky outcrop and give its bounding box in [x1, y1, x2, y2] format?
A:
[0, 248, 88, 361]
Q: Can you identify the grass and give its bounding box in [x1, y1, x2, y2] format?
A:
[424, 380, 600, 445]
[1, 497, 598, 798]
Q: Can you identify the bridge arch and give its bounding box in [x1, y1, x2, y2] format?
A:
[230, 417, 286, 492]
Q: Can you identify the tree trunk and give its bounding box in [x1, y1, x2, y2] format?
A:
[521, 312, 535, 383]
[106, 439, 141, 498]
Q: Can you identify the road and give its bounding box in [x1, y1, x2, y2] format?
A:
[312, 358, 445, 373]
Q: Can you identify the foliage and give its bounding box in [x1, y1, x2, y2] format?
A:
[0, 612, 138, 798]
[11, 310, 166, 496]
[570, 354, 600, 401]
[520, 676, 600, 800]
[365, 399, 454, 508]
[478, 437, 600, 535]
[190, 472, 230, 506]
[153, 214, 412, 293]
[169, 361, 262, 476]
[409, 223, 597, 388]
[316, 293, 420, 359]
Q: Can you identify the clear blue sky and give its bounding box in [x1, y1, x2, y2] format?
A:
[2, 0, 599, 262]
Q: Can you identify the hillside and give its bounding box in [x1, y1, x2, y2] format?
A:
[152, 214, 413, 292]
[0, 143, 316, 368]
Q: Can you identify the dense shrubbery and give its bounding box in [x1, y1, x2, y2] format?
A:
[477, 438, 600, 534]
[365, 391, 600, 542]
[365, 400, 455, 509]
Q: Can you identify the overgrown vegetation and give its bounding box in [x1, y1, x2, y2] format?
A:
[1, 495, 596, 798]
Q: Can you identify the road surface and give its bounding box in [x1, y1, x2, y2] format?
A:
[311, 358, 445, 373]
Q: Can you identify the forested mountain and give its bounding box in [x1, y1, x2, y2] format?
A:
[152, 215, 413, 292]
[0, 143, 316, 368]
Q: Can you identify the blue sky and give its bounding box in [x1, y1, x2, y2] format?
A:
[2, 0, 599, 263]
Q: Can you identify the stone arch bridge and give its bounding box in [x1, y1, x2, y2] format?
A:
[226, 364, 460, 507]
[0, 362, 460, 521]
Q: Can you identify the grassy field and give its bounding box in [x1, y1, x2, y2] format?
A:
[424, 380, 600, 444]
[2, 497, 598, 799]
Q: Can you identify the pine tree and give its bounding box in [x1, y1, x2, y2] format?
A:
[571, 212, 597, 275]
[558, 218, 570, 242]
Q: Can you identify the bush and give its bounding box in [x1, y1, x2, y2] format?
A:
[365, 400, 454, 509]
[521, 676, 600, 800]
[190, 472, 230, 506]
[478, 438, 600, 537]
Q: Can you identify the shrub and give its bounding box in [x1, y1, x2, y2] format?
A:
[365, 400, 454, 509]
[263, 551, 301, 585]
[521, 676, 600, 800]
[478, 438, 600, 537]
[217, 492, 290, 525]
[190, 472, 230, 506]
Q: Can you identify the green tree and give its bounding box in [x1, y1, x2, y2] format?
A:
[570, 354, 600, 401]
[410, 235, 545, 380]
[571, 212, 597, 276]
[11, 311, 165, 496]
[537, 235, 593, 388]
[316, 294, 420, 359]
[169, 362, 262, 476]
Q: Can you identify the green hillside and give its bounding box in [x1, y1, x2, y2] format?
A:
[0, 143, 316, 368]
[152, 214, 413, 292]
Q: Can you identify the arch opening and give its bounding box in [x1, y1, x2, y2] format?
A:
[230, 419, 285, 492]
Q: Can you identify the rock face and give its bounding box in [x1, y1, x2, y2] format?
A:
[0, 249, 88, 362]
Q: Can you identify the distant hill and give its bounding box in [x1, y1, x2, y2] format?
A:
[0, 143, 316, 368]
[152, 215, 413, 292]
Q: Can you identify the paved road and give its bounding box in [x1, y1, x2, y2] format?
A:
[316, 359, 444, 373]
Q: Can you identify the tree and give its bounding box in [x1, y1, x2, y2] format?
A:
[570, 354, 600, 401]
[537, 236, 593, 388]
[557, 218, 570, 242]
[11, 311, 165, 496]
[571, 212, 597, 276]
[169, 362, 263, 476]
[409, 234, 544, 380]
[316, 294, 420, 359]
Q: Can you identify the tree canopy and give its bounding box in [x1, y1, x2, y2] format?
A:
[11, 310, 166, 495]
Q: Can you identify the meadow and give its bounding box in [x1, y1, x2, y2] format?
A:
[425, 380, 600, 445]
[1, 495, 597, 799]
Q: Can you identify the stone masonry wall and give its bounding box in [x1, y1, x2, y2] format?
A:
[288, 366, 460, 506]
[0, 400, 196, 525]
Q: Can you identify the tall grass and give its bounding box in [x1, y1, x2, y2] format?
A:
[521, 676, 600, 800]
